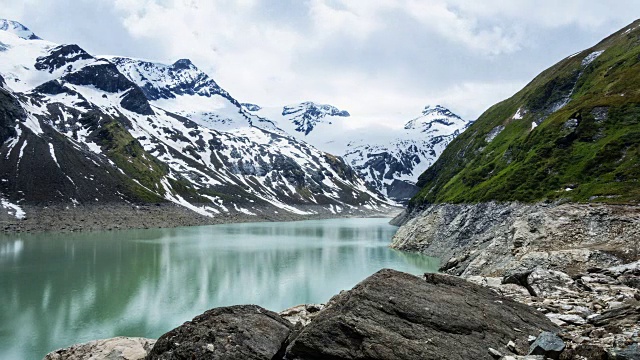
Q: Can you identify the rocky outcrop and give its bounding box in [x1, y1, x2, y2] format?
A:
[285, 269, 556, 360]
[146, 305, 293, 360]
[391, 202, 640, 277]
[465, 261, 640, 359]
[59, 269, 553, 360]
[44, 337, 155, 360]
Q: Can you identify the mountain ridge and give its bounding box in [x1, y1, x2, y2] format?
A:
[411, 19, 640, 208]
[0, 19, 392, 228]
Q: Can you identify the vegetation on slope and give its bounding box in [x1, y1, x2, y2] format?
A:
[412, 20, 640, 207]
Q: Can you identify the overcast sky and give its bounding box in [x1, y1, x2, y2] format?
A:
[3, 0, 640, 125]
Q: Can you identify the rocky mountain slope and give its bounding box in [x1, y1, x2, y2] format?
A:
[0, 20, 390, 230]
[251, 104, 470, 202]
[411, 20, 640, 207]
[344, 105, 471, 202]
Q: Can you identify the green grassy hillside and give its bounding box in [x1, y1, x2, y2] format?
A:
[412, 20, 640, 207]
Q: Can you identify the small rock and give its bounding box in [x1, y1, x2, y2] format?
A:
[546, 313, 567, 327]
[489, 347, 503, 358]
[529, 332, 566, 360]
[558, 314, 586, 325]
[507, 340, 517, 353]
[609, 301, 625, 309]
[590, 328, 608, 339]
[43, 337, 155, 360]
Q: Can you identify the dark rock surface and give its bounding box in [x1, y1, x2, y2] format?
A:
[528, 332, 565, 359]
[286, 269, 557, 360]
[146, 305, 292, 360]
[34, 44, 94, 73]
[608, 344, 640, 360]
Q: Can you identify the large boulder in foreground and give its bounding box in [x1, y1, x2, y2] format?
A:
[146, 305, 292, 360]
[44, 337, 155, 360]
[286, 269, 558, 360]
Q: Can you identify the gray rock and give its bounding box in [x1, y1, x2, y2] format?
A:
[528, 332, 565, 359]
[527, 268, 577, 298]
[608, 344, 640, 360]
[390, 202, 637, 277]
[146, 305, 292, 360]
[279, 304, 325, 327]
[285, 269, 557, 360]
[43, 337, 155, 360]
[589, 303, 640, 327]
[557, 314, 586, 325]
[489, 347, 503, 358]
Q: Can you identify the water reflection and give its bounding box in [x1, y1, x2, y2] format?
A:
[0, 218, 439, 359]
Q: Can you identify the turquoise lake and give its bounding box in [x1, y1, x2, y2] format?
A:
[0, 217, 439, 359]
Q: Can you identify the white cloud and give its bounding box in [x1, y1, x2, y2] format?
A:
[2, 0, 639, 124]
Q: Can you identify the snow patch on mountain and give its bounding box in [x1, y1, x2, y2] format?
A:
[1, 196, 25, 219]
[0, 19, 40, 40]
[108, 56, 280, 132]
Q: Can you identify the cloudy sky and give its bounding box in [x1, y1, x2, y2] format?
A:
[3, 0, 640, 125]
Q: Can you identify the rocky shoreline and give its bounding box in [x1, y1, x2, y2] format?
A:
[45, 269, 563, 360]
[389, 201, 640, 359]
[465, 262, 640, 359]
[391, 202, 640, 277]
[0, 203, 402, 234]
[43, 267, 639, 359]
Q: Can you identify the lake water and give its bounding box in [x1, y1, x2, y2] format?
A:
[0, 218, 439, 359]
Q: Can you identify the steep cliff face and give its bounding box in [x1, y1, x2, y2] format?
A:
[391, 202, 640, 277]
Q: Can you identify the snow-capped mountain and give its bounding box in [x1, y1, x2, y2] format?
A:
[249, 101, 351, 152]
[0, 20, 389, 222]
[344, 105, 472, 202]
[281, 102, 350, 135]
[252, 101, 471, 202]
[250, 101, 350, 135]
[108, 57, 279, 132]
[0, 19, 40, 40]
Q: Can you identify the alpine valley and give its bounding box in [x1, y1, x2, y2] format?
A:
[0, 19, 398, 231]
[0, 19, 473, 231]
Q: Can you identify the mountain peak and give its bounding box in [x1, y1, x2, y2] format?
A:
[281, 102, 350, 135]
[172, 58, 195, 70]
[421, 105, 458, 118]
[0, 19, 41, 40]
[283, 102, 350, 118]
[405, 105, 465, 132]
